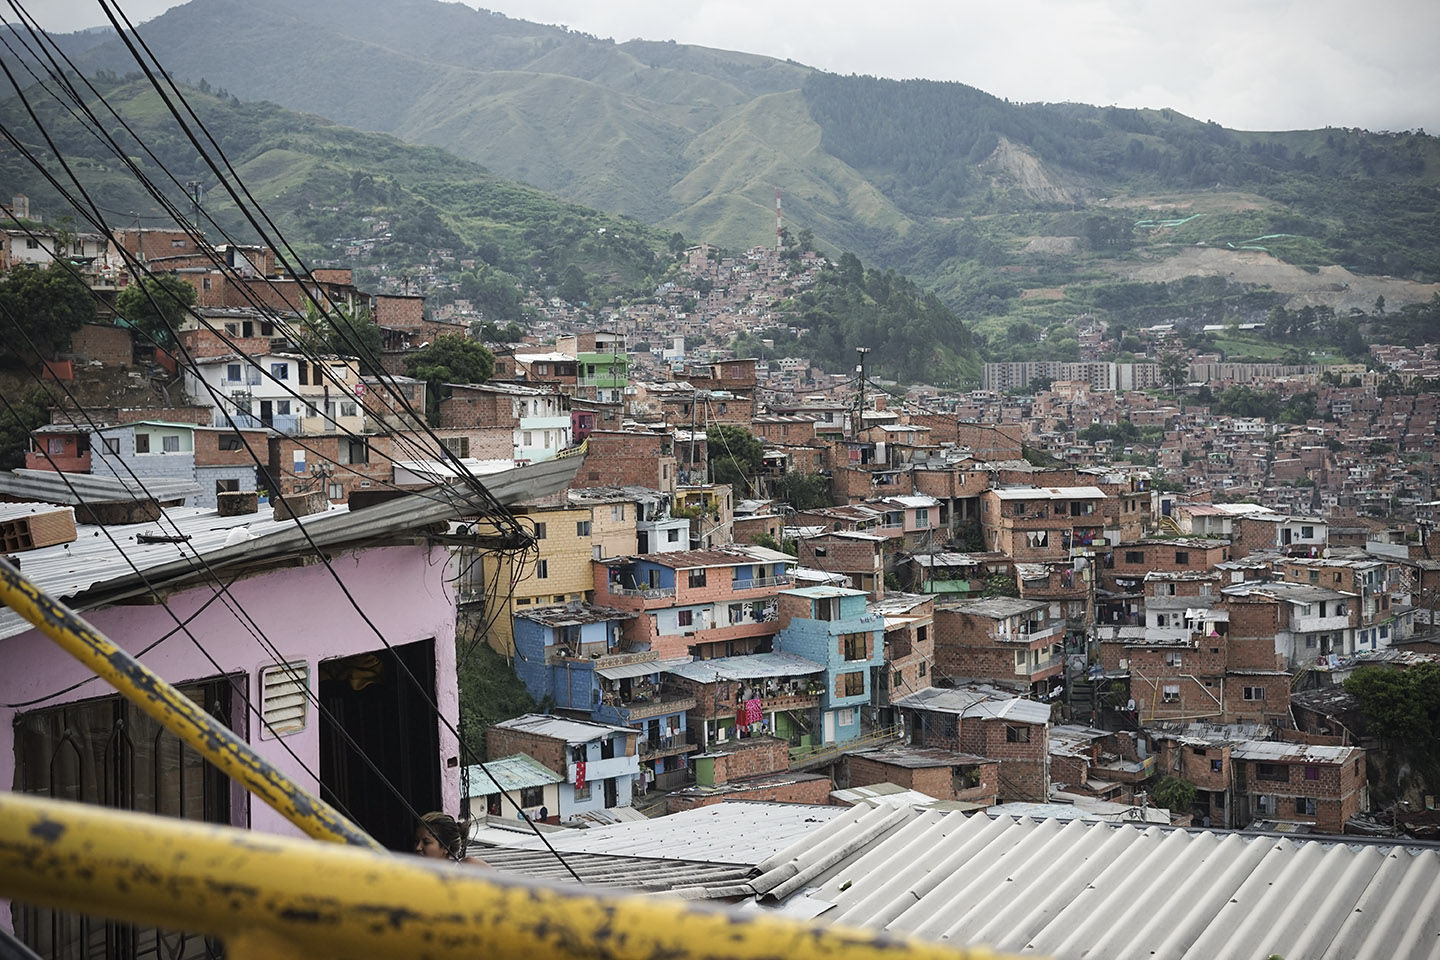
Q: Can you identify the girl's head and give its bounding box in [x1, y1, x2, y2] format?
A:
[413, 811, 464, 860]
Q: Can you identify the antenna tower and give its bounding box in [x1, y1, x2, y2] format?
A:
[775, 188, 782, 250]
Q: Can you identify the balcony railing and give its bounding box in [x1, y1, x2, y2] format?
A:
[732, 575, 791, 591]
[609, 585, 676, 598]
[638, 735, 694, 757]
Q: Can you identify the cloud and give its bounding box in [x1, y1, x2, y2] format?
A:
[30, 0, 1440, 132]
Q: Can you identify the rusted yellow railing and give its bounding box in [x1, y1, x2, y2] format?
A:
[0, 792, 1007, 960]
[0, 555, 378, 849]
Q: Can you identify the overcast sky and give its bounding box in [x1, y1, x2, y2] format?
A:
[34, 0, 1440, 133]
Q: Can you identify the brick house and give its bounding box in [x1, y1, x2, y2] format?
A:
[1102, 537, 1230, 594]
[795, 531, 886, 598]
[843, 746, 998, 806]
[933, 597, 1065, 694]
[438, 382, 571, 465]
[594, 548, 795, 660]
[894, 684, 1051, 801]
[1232, 514, 1329, 559]
[979, 485, 1108, 562]
[1231, 742, 1367, 834]
[663, 652, 826, 751]
[870, 593, 936, 721]
[478, 501, 601, 656]
[773, 586, 887, 744]
[575, 430, 677, 493]
[265, 432, 392, 503]
[486, 714, 640, 822]
[1150, 728, 1242, 827]
[664, 736, 832, 813]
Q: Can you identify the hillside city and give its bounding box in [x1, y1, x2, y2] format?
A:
[5, 206, 1438, 840]
[2, 6, 1440, 953]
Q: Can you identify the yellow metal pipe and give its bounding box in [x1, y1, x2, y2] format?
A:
[0, 556, 380, 850]
[0, 792, 1010, 960]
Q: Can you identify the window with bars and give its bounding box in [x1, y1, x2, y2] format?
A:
[14, 678, 239, 958]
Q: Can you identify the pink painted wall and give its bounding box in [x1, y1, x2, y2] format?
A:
[0, 543, 460, 840]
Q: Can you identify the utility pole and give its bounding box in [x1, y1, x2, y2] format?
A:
[855, 347, 869, 440]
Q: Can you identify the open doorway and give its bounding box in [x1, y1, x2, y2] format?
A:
[319, 638, 441, 851]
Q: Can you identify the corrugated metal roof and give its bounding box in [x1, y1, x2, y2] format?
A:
[494, 801, 844, 866]
[748, 808, 1440, 960]
[462, 754, 564, 796]
[480, 848, 756, 891]
[594, 657, 693, 680]
[664, 652, 825, 682]
[892, 686, 1052, 725]
[492, 713, 635, 745]
[0, 457, 578, 642]
[1230, 741, 1362, 764]
[0, 468, 202, 504]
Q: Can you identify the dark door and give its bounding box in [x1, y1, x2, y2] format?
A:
[319, 639, 442, 852]
[259, 400, 273, 427]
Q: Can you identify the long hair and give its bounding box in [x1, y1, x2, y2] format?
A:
[418, 811, 465, 860]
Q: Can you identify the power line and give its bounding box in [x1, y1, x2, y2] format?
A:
[1, 20, 577, 877]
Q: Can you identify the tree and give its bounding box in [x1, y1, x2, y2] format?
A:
[298, 302, 383, 373]
[774, 472, 831, 511]
[982, 573, 1020, 598]
[0, 388, 51, 470]
[114, 274, 196, 348]
[706, 423, 763, 490]
[404, 334, 494, 424]
[556, 264, 589, 304]
[1151, 776, 1197, 814]
[1158, 351, 1189, 393]
[0, 262, 93, 356]
[1345, 663, 1440, 747]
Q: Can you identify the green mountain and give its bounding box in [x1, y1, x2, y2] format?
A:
[47, 0, 1440, 291]
[0, 78, 671, 298]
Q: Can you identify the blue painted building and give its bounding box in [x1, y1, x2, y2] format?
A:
[511, 602, 696, 789]
[774, 586, 886, 744]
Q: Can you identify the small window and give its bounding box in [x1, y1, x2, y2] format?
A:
[442, 436, 469, 458]
[667, 528, 681, 542]
[1295, 797, 1316, 815]
[1174, 551, 1190, 564]
[1165, 652, 1183, 667]
[611, 504, 625, 522]
[1125, 551, 1145, 564]
[1005, 725, 1031, 743]
[677, 610, 693, 627]
[520, 786, 545, 808]
[1211, 759, 1222, 772]
[535, 559, 549, 579]
[1162, 684, 1180, 703]
[919, 662, 926, 677]
[893, 670, 904, 688]
[688, 569, 707, 588]
[534, 522, 547, 540]
[1256, 763, 1288, 782]
[103, 437, 120, 455]
[340, 401, 357, 418]
[573, 782, 591, 802]
[1243, 686, 1266, 701]
[275, 401, 291, 416]
[1304, 765, 1320, 781]
[135, 433, 150, 453]
[577, 520, 591, 537]
[227, 363, 242, 382]
[840, 671, 865, 696]
[218, 434, 242, 452]
[271, 363, 288, 381]
[842, 633, 868, 661]
[202, 277, 212, 291]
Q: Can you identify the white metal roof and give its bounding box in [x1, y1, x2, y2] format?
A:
[594, 657, 694, 681]
[461, 754, 564, 796]
[496, 801, 845, 866]
[747, 808, 1440, 960]
[991, 485, 1107, 500]
[492, 713, 636, 744]
[892, 686, 1052, 725]
[664, 652, 825, 682]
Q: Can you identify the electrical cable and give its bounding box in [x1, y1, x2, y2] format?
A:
[0, 309, 446, 846]
[0, 6, 491, 507]
[0, 42, 574, 873]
